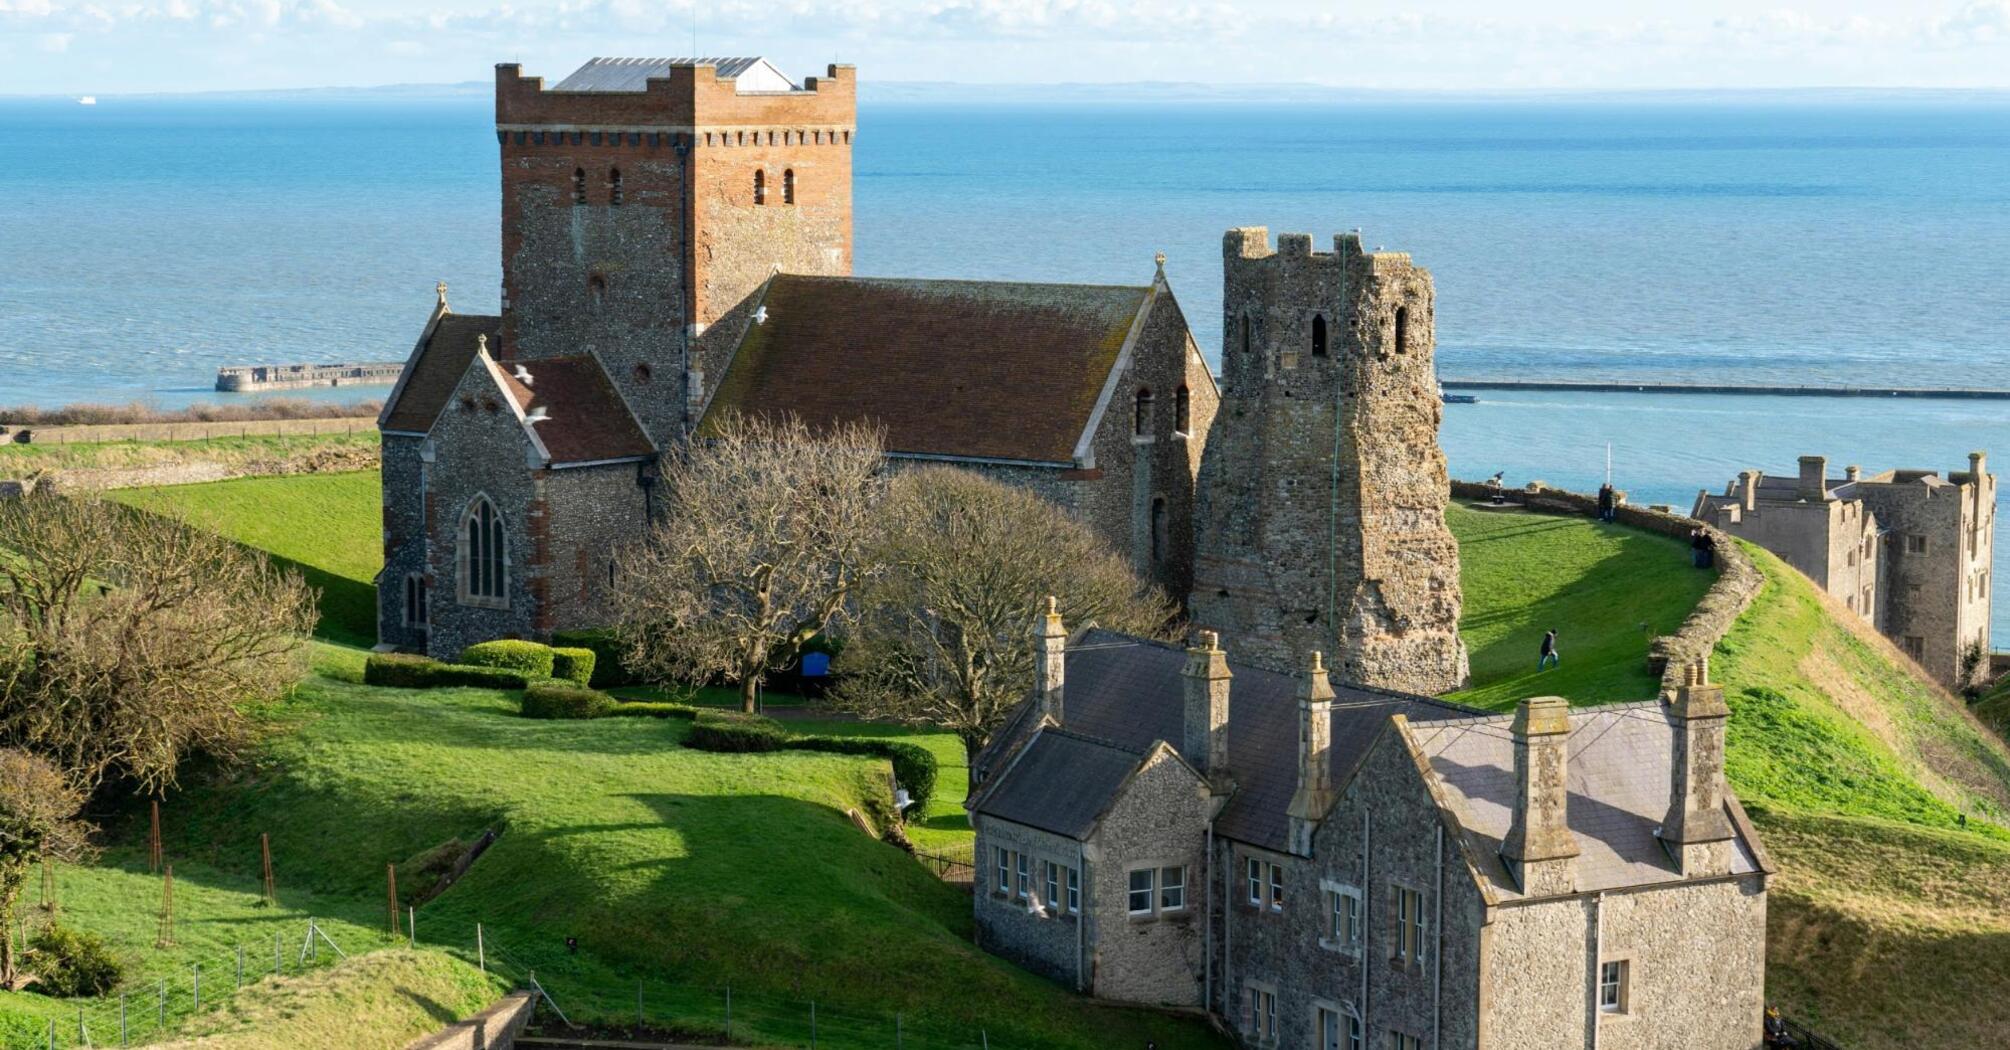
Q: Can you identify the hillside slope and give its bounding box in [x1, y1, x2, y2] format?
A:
[1708, 545, 2010, 1048]
[151, 950, 500, 1050]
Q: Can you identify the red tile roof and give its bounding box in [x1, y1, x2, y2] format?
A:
[493, 356, 656, 465]
[699, 275, 1152, 464]
[381, 313, 499, 434]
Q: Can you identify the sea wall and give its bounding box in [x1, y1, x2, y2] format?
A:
[1450, 479, 1764, 697]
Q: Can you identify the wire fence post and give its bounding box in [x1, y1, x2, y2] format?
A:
[725, 985, 731, 1042]
[235, 945, 244, 988]
[76, 1005, 85, 1045]
[982, 1029, 990, 1049]
[476, 923, 485, 977]
[810, 999, 817, 1049]
[636, 979, 643, 1026]
[157, 979, 166, 1029]
[192, 963, 201, 1012]
[408, 906, 416, 949]
[120, 992, 128, 1046]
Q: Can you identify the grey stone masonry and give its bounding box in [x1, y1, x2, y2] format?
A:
[1190, 227, 1468, 694]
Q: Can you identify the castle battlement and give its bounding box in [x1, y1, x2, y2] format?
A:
[1223, 226, 1414, 272]
[496, 61, 854, 131]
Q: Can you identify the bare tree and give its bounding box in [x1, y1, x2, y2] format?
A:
[613, 414, 885, 713]
[0, 749, 91, 990]
[836, 467, 1175, 762]
[0, 493, 316, 794]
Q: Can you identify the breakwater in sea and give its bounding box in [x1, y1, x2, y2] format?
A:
[215, 362, 403, 392]
[1443, 380, 2010, 400]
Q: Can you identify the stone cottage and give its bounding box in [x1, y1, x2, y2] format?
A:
[1695, 452, 1996, 689]
[969, 608, 1772, 1049]
[374, 57, 1215, 656]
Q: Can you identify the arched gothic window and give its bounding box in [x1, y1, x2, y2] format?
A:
[1311, 313, 1328, 357]
[609, 168, 623, 206]
[1174, 385, 1191, 434]
[573, 168, 586, 205]
[460, 496, 507, 606]
[783, 169, 796, 205]
[1134, 387, 1153, 437]
[1394, 306, 1410, 354]
[754, 169, 767, 205]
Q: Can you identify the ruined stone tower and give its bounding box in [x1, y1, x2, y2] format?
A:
[1188, 228, 1468, 694]
[494, 59, 854, 439]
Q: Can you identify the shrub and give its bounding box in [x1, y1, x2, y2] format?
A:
[550, 628, 635, 688]
[603, 701, 699, 720]
[520, 681, 616, 720]
[550, 647, 597, 687]
[28, 924, 123, 997]
[459, 640, 556, 678]
[364, 654, 530, 691]
[686, 710, 792, 752]
[788, 737, 939, 813]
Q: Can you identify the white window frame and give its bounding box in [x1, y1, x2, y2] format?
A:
[1312, 1002, 1361, 1050]
[1159, 865, 1186, 912]
[994, 847, 1011, 895]
[1015, 852, 1031, 901]
[1268, 862, 1285, 912]
[1392, 1032, 1424, 1050]
[1244, 982, 1279, 1043]
[1065, 865, 1080, 915]
[1599, 958, 1630, 1014]
[1321, 880, 1363, 955]
[1044, 861, 1060, 912]
[1246, 856, 1263, 905]
[1127, 868, 1155, 915]
[1394, 886, 1427, 967]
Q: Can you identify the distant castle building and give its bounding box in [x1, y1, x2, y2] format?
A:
[376, 58, 1215, 658]
[1188, 229, 1468, 693]
[1694, 453, 1996, 689]
[968, 615, 1771, 1049]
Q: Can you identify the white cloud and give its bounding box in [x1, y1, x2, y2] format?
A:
[35, 30, 71, 50]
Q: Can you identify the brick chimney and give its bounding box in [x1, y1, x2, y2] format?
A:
[1660, 662, 1735, 876]
[1798, 455, 1829, 502]
[1740, 470, 1761, 513]
[1182, 630, 1232, 792]
[1501, 696, 1579, 895]
[1033, 596, 1065, 724]
[1285, 651, 1335, 854]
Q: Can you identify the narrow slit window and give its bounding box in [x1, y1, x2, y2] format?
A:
[1134, 387, 1153, 437]
[753, 169, 767, 205]
[1394, 306, 1410, 354]
[1312, 313, 1328, 356]
[608, 168, 622, 205]
[572, 167, 586, 204]
[1174, 385, 1191, 433]
[783, 168, 796, 204]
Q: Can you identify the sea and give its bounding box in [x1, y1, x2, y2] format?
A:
[0, 93, 2005, 645]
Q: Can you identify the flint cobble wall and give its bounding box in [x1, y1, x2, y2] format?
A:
[972, 817, 1086, 989]
[1085, 749, 1209, 1006]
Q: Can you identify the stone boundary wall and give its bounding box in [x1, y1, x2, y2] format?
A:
[0, 416, 378, 446]
[403, 992, 535, 1050]
[1450, 480, 1764, 699]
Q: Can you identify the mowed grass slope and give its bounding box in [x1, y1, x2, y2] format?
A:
[149, 950, 500, 1050]
[110, 471, 381, 646]
[1445, 505, 1714, 708]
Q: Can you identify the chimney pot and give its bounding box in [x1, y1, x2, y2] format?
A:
[1033, 596, 1066, 724]
[1182, 629, 1233, 791]
[1285, 650, 1336, 854]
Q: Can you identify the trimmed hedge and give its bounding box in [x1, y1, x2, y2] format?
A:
[460, 640, 556, 678]
[789, 736, 938, 813]
[678, 712, 940, 812]
[550, 628, 635, 688]
[603, 701, 699, 720]
[365, 653, 531, 690]
[520, 681, 616, 720]
[551, 647, 596, 687]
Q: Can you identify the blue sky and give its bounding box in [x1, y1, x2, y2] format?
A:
[4, 0, 2009, 95]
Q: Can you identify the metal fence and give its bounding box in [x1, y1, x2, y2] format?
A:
[3, 918, 355, 1050]
[913, 844, 974, 890]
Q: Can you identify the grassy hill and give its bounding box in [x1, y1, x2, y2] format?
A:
[150, 950, 500, 1050]
[1444, 504, 1714, 708]
[110, 472, 382, 646]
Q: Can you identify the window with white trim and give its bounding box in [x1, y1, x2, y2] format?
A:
[1015, 852, 1030, 900]
[994, 847, 1011, 895]
[1269, 862, 1285, 912]
[1245, 856, 1285, 912]
[1043, 861, 1059, 911]
[1065, 865, 1080, 915]
[1326, 884, 1363, 953]
[1159, 865, 1186, 912]
[1246, 857, 1263, 905]
[1245, 986, 1278, 1042]
[1391, 1032, 1423, 1050]
[1599, 959, 1629, 1013]
[1127, 868, 1154, 915]
[1393, 886, 1427, 967]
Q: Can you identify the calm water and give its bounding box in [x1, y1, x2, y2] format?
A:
[0, 96, 2004, 643]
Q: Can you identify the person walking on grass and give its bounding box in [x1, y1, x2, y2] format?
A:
[1538, 629, 1559, 671]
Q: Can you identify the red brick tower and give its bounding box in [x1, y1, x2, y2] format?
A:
[494, 58, 855, 440]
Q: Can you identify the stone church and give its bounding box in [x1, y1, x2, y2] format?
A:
[373, 56, 1467, 698]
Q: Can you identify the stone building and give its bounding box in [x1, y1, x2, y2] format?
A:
[375, 57, 1215, 655]
[1695, 452, 1996, 689]
[1188, 228, 1468, 695]
[969, 611, 1772, 1049]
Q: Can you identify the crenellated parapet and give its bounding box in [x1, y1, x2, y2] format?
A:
[495, 62, 855, 133]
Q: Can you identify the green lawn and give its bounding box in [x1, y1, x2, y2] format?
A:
[0, 644, 1216, 1050]
[0, 433, 375, 474]
[110, 472, 382, 646]
[1444, 504, 1715, 708]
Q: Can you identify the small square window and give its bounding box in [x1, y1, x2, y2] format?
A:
[1128, 869, 1155, 915]
[1159, 866, 1186, 912]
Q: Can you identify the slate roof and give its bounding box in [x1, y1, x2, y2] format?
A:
[980, 628, 1477, 853]
[381, 313, 499, 434]
[970, 729, 1147, 839]
[492, 356, 655, 465]
[699, 275, 1154, 465]
[1412, 703, 1765, 895]
[552, 57, 784, 91]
